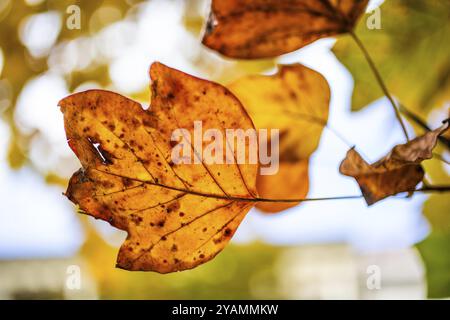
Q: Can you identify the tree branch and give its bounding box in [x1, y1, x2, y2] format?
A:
[399, 104, 450, 149]
[415, 185, 450, 193]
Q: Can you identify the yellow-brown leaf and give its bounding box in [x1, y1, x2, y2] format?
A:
[229, 64, 330, 212]
[59, 62, 258, 273]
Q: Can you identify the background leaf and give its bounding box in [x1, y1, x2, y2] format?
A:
[202, 0, 368, 59]
[229, 64, 330, 212]
[333, 0, 450, 113]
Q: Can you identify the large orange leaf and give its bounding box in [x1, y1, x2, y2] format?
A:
[202, 0, 369, 59]
[59, 62, 259, 273]
[229, 64, 330, 212]
[340, 121, 449, 205]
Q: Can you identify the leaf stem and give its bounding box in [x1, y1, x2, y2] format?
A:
[349, 30, 410, 142]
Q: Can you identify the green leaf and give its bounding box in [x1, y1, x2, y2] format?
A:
[416, 163, 450, 298]
[416, 231, 450, 298]
[333, 0, 450, 112]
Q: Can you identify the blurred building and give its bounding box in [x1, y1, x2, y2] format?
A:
[275, 244, 426, 299]
[0, 258, 97, 299]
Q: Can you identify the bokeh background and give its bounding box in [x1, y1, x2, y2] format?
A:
[0, 0, 449, 299]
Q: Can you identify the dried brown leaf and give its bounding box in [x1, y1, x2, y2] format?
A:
[340, 121, 449, 205]
[202, 0, 369, 59]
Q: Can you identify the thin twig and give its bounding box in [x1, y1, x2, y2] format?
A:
[92, 168, 363, 203]
[76, 185, 450, 216]
[283, 110, 374, 159]
[399, 104, 432, 131]
[399, 104, 450, 149]
[349, 30, 410, 142]
[91, 168, 450, 204]
[415, 185, 450, 193]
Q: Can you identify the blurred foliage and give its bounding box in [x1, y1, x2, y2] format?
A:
[416, 231, 450, 298]
[81, 219, 284, 299]
[333, 0, 450, 114]
[7, 127, 29, 169]
[181, 0, 204, 36]
[0, 0, 127, 110]
[0, 0, 141, 168]
[418, 163, 450, 298]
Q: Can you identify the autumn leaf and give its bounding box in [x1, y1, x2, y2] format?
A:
[59, 62, 259, 273]
[340, 121, 449, 205]
[229, 64, 330, 212]
[202, 0, 369, 59]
